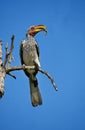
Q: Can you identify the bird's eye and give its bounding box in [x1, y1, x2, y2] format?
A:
[31, 27, 34, 30]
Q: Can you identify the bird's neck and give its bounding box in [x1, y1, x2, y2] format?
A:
[27, 34, 34, 40]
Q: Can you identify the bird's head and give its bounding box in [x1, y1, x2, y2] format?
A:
[26, 25, 47, 37]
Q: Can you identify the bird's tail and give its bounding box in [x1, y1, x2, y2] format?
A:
[29, 76, 42, 107]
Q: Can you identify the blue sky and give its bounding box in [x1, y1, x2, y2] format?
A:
[0, 0, 85, 130]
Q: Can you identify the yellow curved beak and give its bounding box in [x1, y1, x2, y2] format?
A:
[34, 25, 48, 34]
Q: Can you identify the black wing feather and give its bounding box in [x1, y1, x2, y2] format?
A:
[35, 42, 40, 61]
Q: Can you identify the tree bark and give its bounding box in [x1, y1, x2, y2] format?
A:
[0, 40, 6, 97]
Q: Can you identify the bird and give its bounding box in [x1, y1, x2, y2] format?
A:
[20, 25, 47, 107]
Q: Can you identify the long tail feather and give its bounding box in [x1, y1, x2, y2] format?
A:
[29, 77, 42, 107]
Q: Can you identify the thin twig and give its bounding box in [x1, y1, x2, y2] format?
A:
[7, 72, 16, 79]
[7, 35, 14, 68]
[4, 43, 9, 66]
[4, 35, 15, 67]
[10, 35, 14, 54]
[39, 68, 58, 91]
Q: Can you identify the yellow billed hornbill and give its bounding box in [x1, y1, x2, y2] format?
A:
[20, 25, 47, 107]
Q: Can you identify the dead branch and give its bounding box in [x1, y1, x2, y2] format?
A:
[39, 68, 58, 91]
[6, 65, 58, 91]
[7, 35, 14, 68]
[4, 35, 14, 67]
[7, 72, 16, 79]
[0, 35, 15, 97]
[6, 65, 35, 73]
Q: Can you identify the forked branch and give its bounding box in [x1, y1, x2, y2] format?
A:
[6, 65, 58, 91]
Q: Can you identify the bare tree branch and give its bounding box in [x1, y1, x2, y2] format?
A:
[7, 72, 16, 79]
[6, 65, 58, 91]
[0, 35, 15, 97]
[4, 43, 9, 66]
[39, 68, 58, 91]
[4, 35, 14, 67]
[6, 65, 35, 73]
